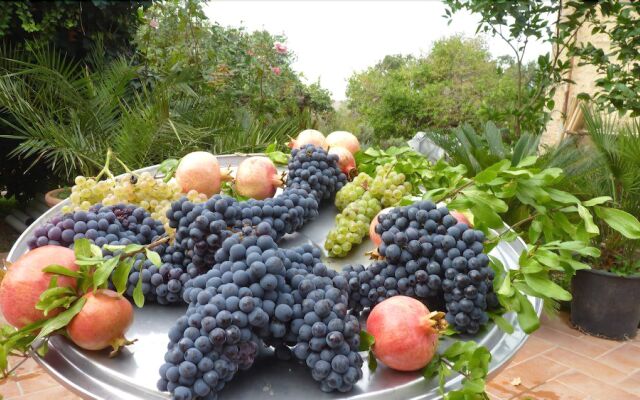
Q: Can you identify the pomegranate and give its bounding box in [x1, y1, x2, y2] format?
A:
[451, 210, 473, 227]
[234, 156, 284, 200]
[0, 246, 78, 328]
[367, 296, 442, 371]
[328, 147, 356, 176]
[326, 131, 360, 155]
[288, 129, 327, 150]
[369, 208, 393, 247]
[175, 151, 233, 197]
[67, 289, 135, 355]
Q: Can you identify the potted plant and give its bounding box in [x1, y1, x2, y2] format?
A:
[565, 107, 640, 340]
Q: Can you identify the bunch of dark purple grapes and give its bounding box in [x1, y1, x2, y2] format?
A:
[28, 204, 165, 249]
[135, 145, 345, 306]
[158, 230, 362, 400]
[342, 201, 498, 334]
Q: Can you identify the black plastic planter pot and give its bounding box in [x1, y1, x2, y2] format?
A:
[571, 269, 640, 340]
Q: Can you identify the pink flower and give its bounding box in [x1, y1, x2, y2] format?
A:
[271, 66, 281, 76]
[274, 42, 287, 54]
[246, 49, 254, 56]
[149, 18, 159, 29]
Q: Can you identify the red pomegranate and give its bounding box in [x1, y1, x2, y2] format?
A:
[328, 147, 356, 175]
[175, 151, 233, 197]
[367, 296, 441, 371]
[234, 156, 284, 200]
[0, 246, 78, 328]
[326, 131, 360, 155]
[288, 129, 327, 150]
[67, 289, 134, 355]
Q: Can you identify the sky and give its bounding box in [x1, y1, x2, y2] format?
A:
[205, 1, 551, 101]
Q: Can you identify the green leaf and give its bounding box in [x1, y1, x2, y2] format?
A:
[422, 354, 442, 379]
[266, 150, 289, 165]
[489, 312, 514, 334]
[40, 296, 77, 316]
[90, 244, 103, 258]
[37, 286, 75, 303]
[34, 297, 86, 341]
[514, 292, 540, 334]
[474, 160, 509, 184]
[112, 259, 134, 294]
[0, 343, 8, 372]
[42, 265, 81, 278]
[547, 188, 580, 204]
[124, 244, 144, 253]
[582, 196, 612, 207]
[524, 272, 572, 301]
[577, 204, 599, 234]
[359, 330, 375, 352]
[102, 244, 126, 252]
[528, 219, 542, 243]
[74, 238, 92, 259]
[462, 378, 486, 393]
[92, 256, 120, 290]
[133, 275, 145, 308]
[157, 158, 179, 181]
[367, 350, 377, 372]
[35, 340, 49, 357]
[74, 257, 104, 266]
[548, 241, 601, 257]
[594, 206, 640, 239]
[471, 205, 503, 230]
[145, 249, 162, 267]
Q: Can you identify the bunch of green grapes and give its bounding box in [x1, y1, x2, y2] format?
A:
[369, 163, 412, 206]
[64, 172, 206, 230]
[65, 176, 115, 212]
[334, 172, 372, 211]
[325, 192, 381, 257]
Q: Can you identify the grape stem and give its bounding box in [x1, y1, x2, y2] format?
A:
[114, 156, 133, 175]
[121, 235, 171, 257]
[487, 205, 569, 244]
[442, 180, 474, 202]
[95, 149, 115, 180]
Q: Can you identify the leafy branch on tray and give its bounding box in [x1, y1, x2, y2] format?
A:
[356, 146, 640, 395]
[0, 237, 166, 379]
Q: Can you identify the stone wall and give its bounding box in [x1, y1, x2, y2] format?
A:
[541, 8, 615, 147]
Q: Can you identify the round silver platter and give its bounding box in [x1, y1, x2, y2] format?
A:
[7, 154, 542, 400]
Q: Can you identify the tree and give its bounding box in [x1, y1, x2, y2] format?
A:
[134, 0, 333, 124]
[346, 36, 523, 142]
[444, 0, 640, 136]
[0, 1, 148, 61]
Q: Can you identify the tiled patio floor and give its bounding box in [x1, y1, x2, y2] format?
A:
[1, 312, 638, 400]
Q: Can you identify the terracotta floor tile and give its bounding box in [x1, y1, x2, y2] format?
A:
[507, 336, 557, 366]
[13, 371, 59, 395]
[544, 348, 626, 382]
[491, 355, 570, 390]
[619, 370, 640, 396]
[517, 380, 589, 400]
[555, 370, 639, 400]
[597, 343, 640, 371]
[534, 326, 612, 358]
[486, 378, 528, 399]
[9, 385, 81, 400]
[0, 378, 21, 398]
[539, 313, 582, 338]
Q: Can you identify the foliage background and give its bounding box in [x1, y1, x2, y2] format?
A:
[345, 36, 534, 143]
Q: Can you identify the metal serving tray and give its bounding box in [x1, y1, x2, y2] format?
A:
[7, 154, 542, 400]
